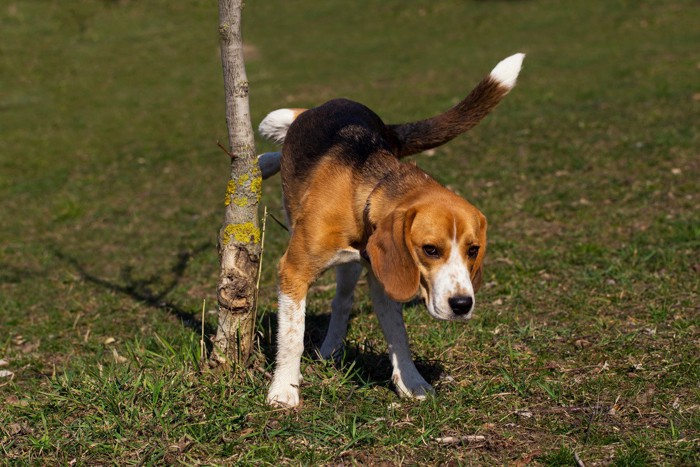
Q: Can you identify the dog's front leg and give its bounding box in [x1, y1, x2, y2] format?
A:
[267, 253, 309, 408]
[267, 291, 306, 408]
[368, 272, 434, 400]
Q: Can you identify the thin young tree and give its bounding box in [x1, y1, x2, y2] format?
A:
[211, 0, 262, 368]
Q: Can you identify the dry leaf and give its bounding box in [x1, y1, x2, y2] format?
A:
[21, 341, 40, 353]
[7, 423, 23, 436]
[111, 348, 127, 364]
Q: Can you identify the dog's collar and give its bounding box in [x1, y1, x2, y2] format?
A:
[360, 199, 374, 263]
[359, 166, 408, 263]
[360, 164, 419, 263]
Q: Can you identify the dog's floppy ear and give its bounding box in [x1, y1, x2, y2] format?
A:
[471, 212, 488, 293]
[366, 209, 419, 302]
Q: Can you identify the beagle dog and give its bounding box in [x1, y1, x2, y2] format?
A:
[258, 53, 524, 408]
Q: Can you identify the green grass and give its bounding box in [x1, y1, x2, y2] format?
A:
[1, 0, 698, 464]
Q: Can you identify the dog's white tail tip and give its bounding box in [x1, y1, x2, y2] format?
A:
[489, 53, 525, 90]
[258, 108, 297, 145]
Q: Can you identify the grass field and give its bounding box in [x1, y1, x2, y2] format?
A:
[1, 0, 698, 464]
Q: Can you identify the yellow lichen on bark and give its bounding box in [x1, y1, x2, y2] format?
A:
[222, 222, 260, 245]
[250, 175, 262, 201]
[224, 180, 237, 206]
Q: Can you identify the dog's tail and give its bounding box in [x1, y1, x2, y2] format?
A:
[256, 53, 524, 178]
[389, 53, 525, 157]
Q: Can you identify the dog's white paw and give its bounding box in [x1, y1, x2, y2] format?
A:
[267, 382, 301, 408]
[393, 372, 434, 400]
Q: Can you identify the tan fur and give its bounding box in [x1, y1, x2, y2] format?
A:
[279, 159, 361, 301]
[365, 208, 419, 302]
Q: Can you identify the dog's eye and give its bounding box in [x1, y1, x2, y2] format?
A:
[422, 245, 440, 258]
[468, 245, 480, 258]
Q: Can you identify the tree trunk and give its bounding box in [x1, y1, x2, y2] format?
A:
[210, 0, 262, 368]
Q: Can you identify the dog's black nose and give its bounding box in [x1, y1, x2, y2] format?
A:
[448, 295, 473, 316]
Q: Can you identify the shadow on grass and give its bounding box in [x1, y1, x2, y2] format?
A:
[339, 338, 445, 395]
[52, 244, 217, 341]
[259, 308, 444, 394]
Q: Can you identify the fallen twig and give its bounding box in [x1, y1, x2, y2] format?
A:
[434, 435, 486, 445]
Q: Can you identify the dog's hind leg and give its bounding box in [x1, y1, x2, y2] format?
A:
[319, 262, 363, 360]
[257, 152, 282, 179]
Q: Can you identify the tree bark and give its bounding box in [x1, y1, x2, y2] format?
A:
[211, 0, 262, 368]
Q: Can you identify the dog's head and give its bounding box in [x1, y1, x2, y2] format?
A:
[366, 193, 486, 321]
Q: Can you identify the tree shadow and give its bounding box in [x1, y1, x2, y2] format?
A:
[56, 242, 444, 391]
[52, 244, 216, 340]
[0, 264, 44, 285]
